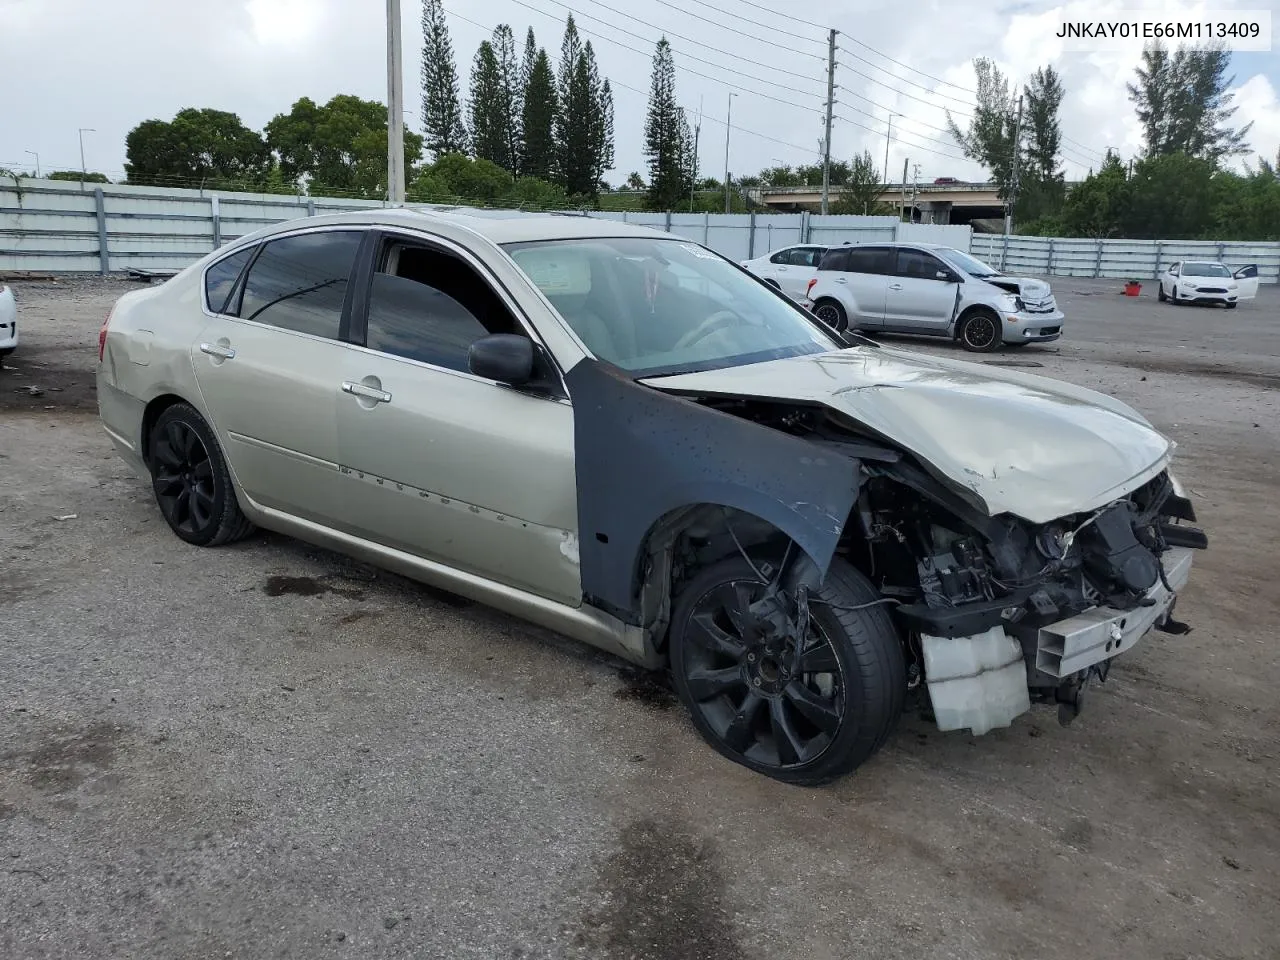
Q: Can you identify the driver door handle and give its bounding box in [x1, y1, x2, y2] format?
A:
[199, 342, 236, 359]
[342, 381, 392, 404]
[888, 283, 903, 290]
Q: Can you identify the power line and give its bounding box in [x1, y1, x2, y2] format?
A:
[642, 0, 826, 60]
[839, 35, 977, 97]
[577, 0, 825, 83]
[834, 114, 970, 164]
[838, 45, 979, 111]
[503, 0, 828, 116]
[721, 0, 830, 32]
[445, 8, 819, 158]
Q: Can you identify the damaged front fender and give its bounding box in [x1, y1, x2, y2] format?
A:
[564, 360, 861, 623]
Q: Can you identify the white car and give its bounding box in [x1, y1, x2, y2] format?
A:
[0, 285, 16, 361]
[739, 244, 827, 299]
[1158, 261, 1258, 307]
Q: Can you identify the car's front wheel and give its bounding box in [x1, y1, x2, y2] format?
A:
[148, 403, 255, 547]
[1158, 284, 1167, 302]
[958, 309, 1002, 352]
[669, 554, 905, 785]
[812, 298, 848, 332]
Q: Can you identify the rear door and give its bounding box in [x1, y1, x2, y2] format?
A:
[190, 227, 365, 526]
[829, 245, 892, 329]
[1233, 263, 1260, 300]
[778, 246, 825, 299]
[883, 247, 960, 334]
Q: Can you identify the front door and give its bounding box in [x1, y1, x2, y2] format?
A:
[190, 228, 364, 526]
[883, 247, 960, 334]
[1234, 264, 1260, 300]
[335, 232, 581, 606]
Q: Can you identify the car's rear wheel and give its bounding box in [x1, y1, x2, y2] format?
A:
[669, 553, 905, 785]
[958, 309, 1002, 352]
[812, 298, 847, 332]
[149, 403, 254, 547]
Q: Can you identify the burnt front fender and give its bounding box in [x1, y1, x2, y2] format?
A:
[564, 360, 860, 621]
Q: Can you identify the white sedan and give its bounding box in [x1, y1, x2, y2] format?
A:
[740, 244, 827, 299]
[0, 285, 17, 363]
[1157, 260, 1259, 308]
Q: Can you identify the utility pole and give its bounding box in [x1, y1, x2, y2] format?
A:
[910, 163, 920, 223]
[723, 92, 736, 213]
[900, 158, 908, 221]
[820, 28, 837, 215]
[1005, 94, 1023, 235]
[882, 114, 893, 188]
[385, 0, 406, 205]
[78, 128, 95, 193]
[691, 98, 702, 212]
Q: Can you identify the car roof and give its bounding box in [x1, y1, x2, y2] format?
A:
[240, 206, 676, 246]
[1179, 260, 1226, 266]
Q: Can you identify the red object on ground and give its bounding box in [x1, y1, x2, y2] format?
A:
[1124, 282, 1142, 297]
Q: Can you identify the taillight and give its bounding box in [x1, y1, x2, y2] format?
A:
[806, 278, 817, 297]
[98, 308, 113, 362]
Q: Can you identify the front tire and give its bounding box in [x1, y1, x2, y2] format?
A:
[149, 403, 255, 546]
[1226, 301, 1237, 310]
[1172, 285, 1182, 304]
[812, 298, 848, 332]
[1158, 284, 1167, 302]
[958, 309, 1002, 352]
[669, 554, 906, 785]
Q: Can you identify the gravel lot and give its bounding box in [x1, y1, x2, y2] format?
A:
[2, 274, 1278, 960]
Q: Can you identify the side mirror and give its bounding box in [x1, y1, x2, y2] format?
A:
[936, 269, 959, 282]
[468, 333, 535, 385]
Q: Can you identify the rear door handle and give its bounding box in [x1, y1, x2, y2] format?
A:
[199, 342, 236, 359]
[342, 381, 392, 404]
[888, 283, 903, 290]
[834, 276, 848, 284]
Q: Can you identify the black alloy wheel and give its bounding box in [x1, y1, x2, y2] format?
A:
[959, 310, 1001, 352]
[813, 299, 848, 332]
[149, 403, 254, 546]
[669, 554, 905, 785]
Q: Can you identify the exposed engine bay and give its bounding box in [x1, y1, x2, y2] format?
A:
[683, 395, 1209, 731]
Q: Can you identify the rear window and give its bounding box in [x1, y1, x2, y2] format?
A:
[820, 246, 890, 274]
[204, 246, 254, 314]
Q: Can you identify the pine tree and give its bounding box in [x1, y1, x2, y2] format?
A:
[1018, 66, 1067, 223]
[585, 44, 614, 192]
[644, 38, 690, 210]
[945, 57, 1019, 202]
[469, 42, 508, 169]
[521, 49, 558, 180]
[492, 24, 522, 175]
[1127, 42, 1251, 160]
[553, 17, 589, 194]
[420, 0, 467, 158]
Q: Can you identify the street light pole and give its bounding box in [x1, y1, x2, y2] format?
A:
[24, 151, 40, 178]
[78, 128, 95, 192]
[723, 92, 736, 214]
[386, 0, 406, 205]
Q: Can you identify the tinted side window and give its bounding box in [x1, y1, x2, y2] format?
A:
[790, 247, 823, 266]
[238, 231, 361, 338]
[365, 242, 519, 373]
[845, 247, 891, 275]
[818, 248, 850, 272]
[894, 248, 946, 279]
[204, 246, 254, 314]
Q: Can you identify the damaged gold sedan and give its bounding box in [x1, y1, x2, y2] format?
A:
[97, 209, 1207, 785]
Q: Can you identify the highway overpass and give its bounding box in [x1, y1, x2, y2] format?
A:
[746, 181, 1007, 224]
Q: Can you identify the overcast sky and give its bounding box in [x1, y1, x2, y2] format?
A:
[3, 0, 1277, 188]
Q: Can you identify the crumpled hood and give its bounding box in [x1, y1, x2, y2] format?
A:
[982, 275, 1052, 300]
[643, 346, 1172, 524]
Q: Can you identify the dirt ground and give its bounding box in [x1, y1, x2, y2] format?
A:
[2, 275, 1278, 960]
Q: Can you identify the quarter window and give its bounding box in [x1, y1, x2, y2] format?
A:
[237, 230, 362, 338]
[204, 246, 254, 314]
[364, 240, 521, 373]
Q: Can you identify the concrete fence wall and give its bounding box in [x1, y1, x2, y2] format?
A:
[3, 179, 1275, 283]
[972, 232, 1280, 283]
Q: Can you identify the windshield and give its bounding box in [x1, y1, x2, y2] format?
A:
[934, 247, 1000, 278]
[503, 237, 841, 376]
[1182, 262, 1230, 277]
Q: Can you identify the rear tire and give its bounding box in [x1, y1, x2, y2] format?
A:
[812, 298, 848, 332]
[669, 553, 905, 786]
[958, 309, 1003, 352]
[149, 403, 255, 547]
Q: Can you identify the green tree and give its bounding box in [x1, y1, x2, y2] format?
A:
[409, 152, 570, 210]
[592, 71, 615, 191]
[1017, 66, 1066, 223]
[1127, 42, 1251, 160]
[624, 171, 645, 189]
[946, 58, 1019, 202]
[420, 0, 468, 158]
[47, 170, 110, 183]
[759, 164, 802, 187]
[1058, 151, 1131, 238]
[265, 94, 423, 198]
[493, 24, 522, 174]
[521, 48, 558, 180]
[554, 16, 596, 196]
[468, 41, 509, 169]
[830, 151, 891, 214]
[125, 108, 270, 186]
[1125, 152, 1217, 238]
[643, 38, 691, 210]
